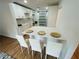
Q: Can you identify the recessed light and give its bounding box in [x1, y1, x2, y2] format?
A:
[37, 8, 39, 11]
[24, 0, 27, 3]
[45, 7, 48, 10]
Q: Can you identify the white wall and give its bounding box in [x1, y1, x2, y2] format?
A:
[47, 6, 58, 27]
[56, 8, 63, 28]
[0, 1, 18, 38]
[57, 0, 79, 59]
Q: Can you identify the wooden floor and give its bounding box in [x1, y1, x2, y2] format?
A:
[71, 44, 79, 59]
[0, 36, 56, 59]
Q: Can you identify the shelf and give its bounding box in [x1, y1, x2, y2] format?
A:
[39, 24, 47, 26]
[38, 11, 47, 26]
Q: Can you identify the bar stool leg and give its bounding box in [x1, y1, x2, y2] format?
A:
[45, 54, 47, 59]
[32, 51, 34, 59]
[40, 53, 42, 59]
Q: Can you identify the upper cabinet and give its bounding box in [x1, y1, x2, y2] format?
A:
[11, 3, 32, 18]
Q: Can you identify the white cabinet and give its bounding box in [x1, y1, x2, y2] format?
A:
[19, 22, 32, 32]
[17, 18, 33, 32]
[11, 4, 25, 18]
[11, 3, 32, 18]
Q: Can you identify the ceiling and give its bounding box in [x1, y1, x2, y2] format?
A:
[12, 0, 59, 10]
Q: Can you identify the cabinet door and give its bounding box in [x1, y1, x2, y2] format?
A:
[12, 4, 25, 18]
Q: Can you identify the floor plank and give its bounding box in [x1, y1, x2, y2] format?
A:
[71, 44, 79, 59]
[0, 35, 56, 59]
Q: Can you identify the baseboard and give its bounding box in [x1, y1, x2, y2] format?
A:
[0, 35, 16, 40]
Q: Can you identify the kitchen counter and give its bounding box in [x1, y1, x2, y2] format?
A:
[23, 26, 66, 43]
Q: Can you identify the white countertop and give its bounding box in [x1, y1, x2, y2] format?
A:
[22, 26, 64, 40]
